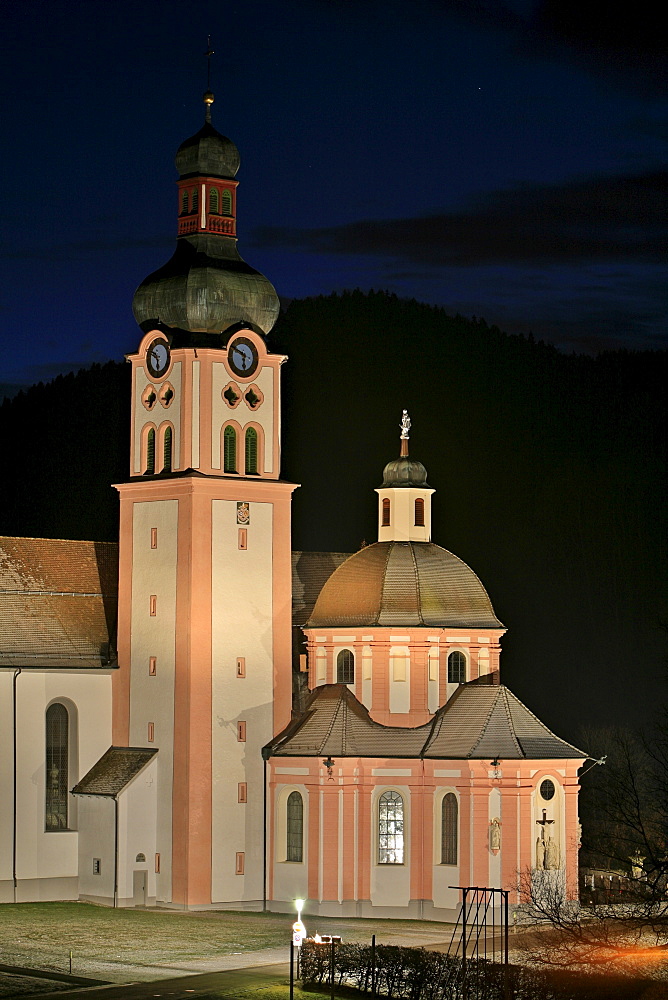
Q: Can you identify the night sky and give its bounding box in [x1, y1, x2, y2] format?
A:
[1, 0, 666, 397]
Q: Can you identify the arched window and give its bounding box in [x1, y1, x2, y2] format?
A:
[224, 426, 237, 473]
[222, 189, 232, 216]
[378, 790, 404, 864]
[145, 428, 155, 475]
[286, 791, 303, 862]
[337, 649, 354, 683]
[441, 793, 458, 865]
[209, 187, 219, 214]
[46, 704, 68, 830]
[414, 498, 425, 526]
[181, 189, 189, 214]
[382, 498, 391, 526]
[448, 650, 466, 684]
[245, 427, 258, 475]
[163, 426, 172, 473]
[191, 187, 198, 212]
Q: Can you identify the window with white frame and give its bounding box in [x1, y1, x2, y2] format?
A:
[447, 650, 466, 684]
[378, 790, 404, 864]
[337, 649, 354, 683]
[286, 790, 304, 862]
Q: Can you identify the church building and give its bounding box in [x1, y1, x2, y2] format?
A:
[0, 93, 584, 917]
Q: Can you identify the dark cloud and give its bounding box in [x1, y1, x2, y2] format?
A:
[254, 170, 668, 267]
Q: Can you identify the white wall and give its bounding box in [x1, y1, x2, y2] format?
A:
[211, 498, 274, 903]
[129, 500, 178, 903]
[117, 756, 158, 905]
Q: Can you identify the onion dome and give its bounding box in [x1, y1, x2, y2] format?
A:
[132, 237, 280, 335]
[381, 455, 429, 488]
[307, 541, 503, 629]
[175, 121, 240, 180]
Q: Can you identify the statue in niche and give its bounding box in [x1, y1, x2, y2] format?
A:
[490, 818, 501, 852]
[545, 836, 560, 870]
[536, 837, 546, 870]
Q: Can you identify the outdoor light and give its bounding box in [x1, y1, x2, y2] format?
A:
[322, 756, 335, 780]
[490, 757, 502, 780]
[295, 897, 305, 920]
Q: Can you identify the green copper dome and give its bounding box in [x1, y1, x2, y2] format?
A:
[175, 121, 240, 180]
[381, 455, 429, 488]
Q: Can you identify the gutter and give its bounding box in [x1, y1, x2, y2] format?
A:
[12, 668, 21, 902]
[262, 748, 270, 911]
[113, 796, 119, 907]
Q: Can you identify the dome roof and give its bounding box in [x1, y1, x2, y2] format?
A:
[175, 121, 240, 179]
[307, 541, 503, 629]
[381, 455, 429, 488]
[132, 235, 280, 335]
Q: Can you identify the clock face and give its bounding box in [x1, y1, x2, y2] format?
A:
[147, 339, 170, 378]
[228, 336, 259, 378]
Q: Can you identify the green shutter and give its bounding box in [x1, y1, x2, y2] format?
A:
[224, 426, 237, 473]
[245, 427, 258, 475]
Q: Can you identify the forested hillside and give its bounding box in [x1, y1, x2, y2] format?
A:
[1, 291, 665, 739]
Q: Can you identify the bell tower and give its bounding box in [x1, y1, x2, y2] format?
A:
[113, 88, 296, 909]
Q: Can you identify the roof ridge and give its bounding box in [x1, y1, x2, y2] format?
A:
[376, 542, 395, 624]
[322, 685, 347, 752]
[468, 685, 503, 758]
[501, 685, 587, 757]
[500, 686, 524, 756]
[408, 542, 425, 625]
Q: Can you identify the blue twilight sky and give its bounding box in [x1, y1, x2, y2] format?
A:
[0, 0, 666, 393]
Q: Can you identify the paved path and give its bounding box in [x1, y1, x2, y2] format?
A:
[29, 961, 290, 999]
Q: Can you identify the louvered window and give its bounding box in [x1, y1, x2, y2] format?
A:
[209, 187, 219, 214]
[448, 650, 466, 684]
[414, 498, 425, 526]
[163, 426, 172, 472]
[286, 791, 303, 862]
[224, 426, 237, 473]
[378, 790, 404, 864]
[441, 793, 458, 865]
[191, 188, 198, 212]
[222, 189, 232, 216]
[145, 428, 155, 475]
[245, 427, 258, 475]
[181, 189, 189, 214]
[382, 498, 391, 526]
[337, 649, 354, 683]
[45, 704, 68, 831]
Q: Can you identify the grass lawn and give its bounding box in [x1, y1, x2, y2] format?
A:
[0, 902, 453, 982]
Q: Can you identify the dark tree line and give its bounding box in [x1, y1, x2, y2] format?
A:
[0, 291, 665, 741]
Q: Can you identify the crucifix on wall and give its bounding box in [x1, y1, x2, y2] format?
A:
[535, 809, 556, 870]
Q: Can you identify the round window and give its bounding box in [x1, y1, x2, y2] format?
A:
[540, 779, 555, 801]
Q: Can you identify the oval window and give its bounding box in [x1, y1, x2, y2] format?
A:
[540, 779, 555, 801]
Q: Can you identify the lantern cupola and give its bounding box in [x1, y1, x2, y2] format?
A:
[376, 411, 434, 542]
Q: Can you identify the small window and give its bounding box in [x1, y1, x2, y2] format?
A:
[149, 656, 157, 676]
[236, 657, 246, 678]
[448, 650, 466, 684]
[540, 779, 556, 801]
[181, 189, 189, 214]
[145, 428, 155, 475]
[414, 498, 425, 526]
[209, 187, 219, 214]
[441, 793, 458, 865]
[237, 721, 246, 742]
[147, 722, 154, 742]
[245, 427, 258, 475]
[238, 782, 247, 803]
[378, 790, 404, 864]
[238, 528, 247, 550]
[382, 498, 391, 526]
[136, 852, 146, 863]
[163, 426, 173, 473]
[222, 189, 232, 215]
[149, 595, 157, 616]
[150, 527, 157, 548]
[191, 188, 198, 212]
[337, 649, 354, 684]
[236, 851, 245, 874]
[155, 852, 161, 874]
[287, 791, 304, 862]
[93, 858, 101, 875]
[46, 703, 69, 831]
[224, 426, 237, 473]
